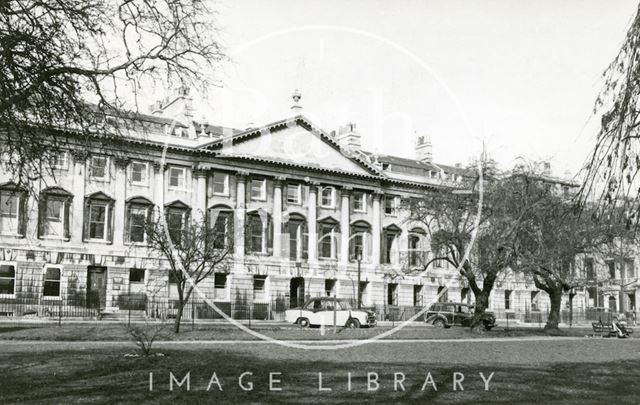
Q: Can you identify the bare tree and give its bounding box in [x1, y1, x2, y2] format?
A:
[145, 210, 233, 333]
[581, 4, 640, 225]
[513, 169, 636, 330]
[406, 160, 533, 331]
[0, 0, 225, 186]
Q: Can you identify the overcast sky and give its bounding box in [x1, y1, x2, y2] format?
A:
[186, 0, 638, 177]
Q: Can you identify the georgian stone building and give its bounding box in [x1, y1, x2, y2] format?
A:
[0, 89, 635, 321]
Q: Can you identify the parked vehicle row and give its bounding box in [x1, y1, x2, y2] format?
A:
[284, 298, 497, 330]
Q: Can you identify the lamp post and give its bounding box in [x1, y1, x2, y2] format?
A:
[356, 246, 362, 309]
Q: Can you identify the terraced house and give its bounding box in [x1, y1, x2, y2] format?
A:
[0, 89, 634, 322]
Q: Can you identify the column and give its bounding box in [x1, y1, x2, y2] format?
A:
[340, 186, 351, 265]
[307, 182, 318, 263]
[372, 190, 382, 267]
[113, 157, 129, 247]
[153, 162, 165, 217]
[234, 171, 248, 262]
[70, 150, 87, 244]
[193, 168, 207, 224]
[272, 176, 285, 258]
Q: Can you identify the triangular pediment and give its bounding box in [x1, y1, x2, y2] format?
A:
[203, 117, 378, 176]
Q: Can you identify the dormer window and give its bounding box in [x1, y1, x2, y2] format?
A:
[320, 187, 336, 208]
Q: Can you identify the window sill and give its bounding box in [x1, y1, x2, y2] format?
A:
[41, 235, 66, 241]
[125, 242, 149, 247]
[42, 296, 62, 300]
[318, 257, 339, 262]
[212, 192, 230, 197]
[130, 182, 149, 188]
[250, 197, 267, 202]
[85, 239, 109, 244]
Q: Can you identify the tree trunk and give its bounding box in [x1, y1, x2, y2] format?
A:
[470, 290, 490, 332]
[544, 288, 563, 330]
[174, 304, 184, 333]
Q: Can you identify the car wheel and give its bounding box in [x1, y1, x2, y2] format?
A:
[347, 318, 361, 329]
[298, 318, 310, 328]
[433, 319, 446, 328]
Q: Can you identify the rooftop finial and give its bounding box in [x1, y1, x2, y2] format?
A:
[291, 89, 302, 115]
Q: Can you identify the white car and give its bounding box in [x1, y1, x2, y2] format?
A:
[285, 297, 377, 328]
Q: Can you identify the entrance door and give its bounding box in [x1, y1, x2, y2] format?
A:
[87, 266, 107, 309]
[608, 296, 617, 312]
[290, 277, 305, 308]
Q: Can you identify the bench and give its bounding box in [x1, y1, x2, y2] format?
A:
[592, 322, 634, 338]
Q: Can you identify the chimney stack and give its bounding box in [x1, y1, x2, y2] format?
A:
[416, 134, 433, 163]
[336, 122, 361, 152]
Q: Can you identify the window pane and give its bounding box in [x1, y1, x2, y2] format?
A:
[91, 157, 106, 178]
[0, 265, 15, 277]
[45, 267, 61, 280]
[213, 173, 227, 194]
[0, 193, 18, 217]
[129, 207, 146, 242]
[169, 168, 184, 188]
[0, 278, 14, 294]
[129, 268, 145, 283]
[250, 180, 264, 200]
[89, 204, 106, 239]
[43, 280, 60, 297]
[46, 199, 63, 221]
[287, 185, 300, 204]
[132, 162, 146, 183]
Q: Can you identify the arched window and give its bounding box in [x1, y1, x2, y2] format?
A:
[382, 224, 401, 264]
[408, 227, 427, 267]
[283, 213, 307, 261]
[164, 200, 190, 245]
[83, 192, 114, 243]
[125, 197, 154, 244]
[246, 210, 272, 255]
[209, 205, 233, 250]
[38, 187, 72, 240]
[350, 220, 372, 262]
[318, 217, 339, 259]
[0, 182, 27, 237]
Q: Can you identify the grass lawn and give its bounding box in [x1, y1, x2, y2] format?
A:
[0, 344, 638, 404]
[0, 322, 596, 342]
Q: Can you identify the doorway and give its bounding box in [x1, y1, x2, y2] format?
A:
[87, 266, 107, 309]
[608, 295, 617, 312]
[290, 277, 305, 308]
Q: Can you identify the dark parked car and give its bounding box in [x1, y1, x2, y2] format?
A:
[424, 302, 496, 330]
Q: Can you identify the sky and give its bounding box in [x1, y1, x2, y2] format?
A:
[175, 0, 639, 177]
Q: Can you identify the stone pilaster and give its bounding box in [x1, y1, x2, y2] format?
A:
[340, 186, 351, 265]
[307, 181, 319, 263]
